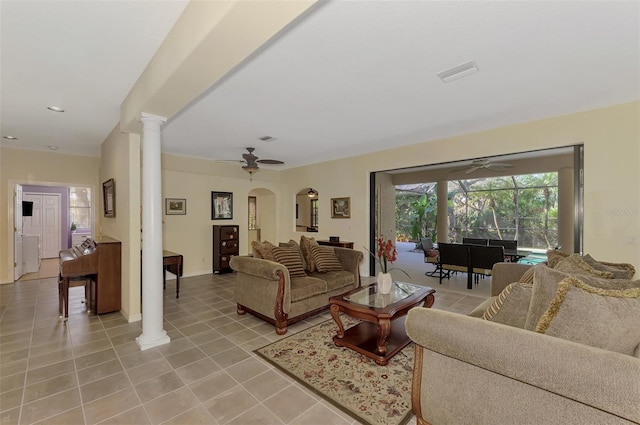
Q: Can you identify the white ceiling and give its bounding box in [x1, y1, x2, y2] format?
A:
[2, 1, 639, 169]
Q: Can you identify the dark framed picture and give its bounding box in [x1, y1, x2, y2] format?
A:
[103, 178, 115, 217]
[165, 198, 186, 215]
[331, 197, 350, 219]
[211, 191, 233, 219]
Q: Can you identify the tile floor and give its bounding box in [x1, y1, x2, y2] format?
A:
[0, 272, 486, 425]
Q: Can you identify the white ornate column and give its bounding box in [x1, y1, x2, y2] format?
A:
[136, 113, 170, 351]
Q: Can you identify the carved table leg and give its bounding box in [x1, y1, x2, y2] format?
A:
[330, 304, 345, 339]
[424, 293, 435, 309]
[376, 318, 391, 355]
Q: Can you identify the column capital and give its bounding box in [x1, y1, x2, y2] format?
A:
[140, 112, 167, 125]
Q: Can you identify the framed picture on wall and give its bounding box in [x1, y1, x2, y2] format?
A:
[211, 191, 233, 219]
[103, 178, 115, 217]
[165, 198, 186, 215]
[331, 197, 350, 219]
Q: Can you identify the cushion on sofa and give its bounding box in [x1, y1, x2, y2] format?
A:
[308, 270, 354, 292]
[581, 254, 636, 279]
[554, 254, 615, 278]
[300, 235, 319, 272]
[252, 240, 277, 261]
[546, 249, 570, 268]
[519, 267, 535, 284]
[524, 265, 640, 331]
[272, 246, 307, 278]
[280, 239, 308, 270]
[482, 282, 533, 328]
[535, 277, 640, 356]
[290, 276, 327, 302]
[310, 245, 344, 272]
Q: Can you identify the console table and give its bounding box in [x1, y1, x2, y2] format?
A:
[163, 250, 183, 298]
[318, 240, 354, 249]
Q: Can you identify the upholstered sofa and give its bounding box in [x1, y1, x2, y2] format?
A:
[406, 255, 640, 425]
[230, 239, 363, 334]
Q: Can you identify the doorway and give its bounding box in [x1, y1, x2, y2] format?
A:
[368, 145, 584, 276]
[22, 193, 61, 258]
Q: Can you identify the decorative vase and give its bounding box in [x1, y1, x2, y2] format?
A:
[377, 272, 393, 294]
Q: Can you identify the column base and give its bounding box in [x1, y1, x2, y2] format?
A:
[136, 330, 170, 351]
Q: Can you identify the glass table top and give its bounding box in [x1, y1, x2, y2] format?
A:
[343, 282, 423, 308]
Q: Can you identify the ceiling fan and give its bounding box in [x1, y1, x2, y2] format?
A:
[452, 159, 514, 174]
[217, 147, 285, 179]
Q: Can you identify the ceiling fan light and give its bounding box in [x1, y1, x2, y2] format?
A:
[307, 188, 317, 198]
[242, 165, 259, 173]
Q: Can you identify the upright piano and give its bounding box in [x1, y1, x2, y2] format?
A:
[59, 236, 121, 318]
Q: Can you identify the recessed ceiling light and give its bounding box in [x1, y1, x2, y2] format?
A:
[47, 106, 65, 112]
[258, 136, 277, 142]
[48, 145, 58, 150]
[3, 135, 18, 140]
[436, 60, 479, 83]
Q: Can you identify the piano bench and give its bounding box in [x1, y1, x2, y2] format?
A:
[58, 274, 92, 320]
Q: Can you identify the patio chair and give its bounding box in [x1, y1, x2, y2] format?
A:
[462, 237, 488, 246]
[421, 237, 440, 277]
[489, 239, 518, 261]
[437, 242, 471, 287]
[470, 244, 505, 284]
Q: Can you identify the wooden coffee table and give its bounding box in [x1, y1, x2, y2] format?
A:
[329, 282, 435, 365]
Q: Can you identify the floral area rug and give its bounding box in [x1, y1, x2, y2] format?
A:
[255, 317, 414, 425]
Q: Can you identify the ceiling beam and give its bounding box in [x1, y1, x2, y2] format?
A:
[120, 0, 319, 133]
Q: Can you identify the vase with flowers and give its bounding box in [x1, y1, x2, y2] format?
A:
[366, 238, 411, 294]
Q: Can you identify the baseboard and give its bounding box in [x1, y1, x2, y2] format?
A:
[125, 312, 142, 323]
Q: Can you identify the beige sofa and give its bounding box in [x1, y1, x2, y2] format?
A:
[230, 246, 363, 334]
[406, 260, 640, 425]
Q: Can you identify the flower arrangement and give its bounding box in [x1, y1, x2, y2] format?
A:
[366, 238, 411, 278]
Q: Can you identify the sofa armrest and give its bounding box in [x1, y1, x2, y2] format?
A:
[406, 308, 640, 423]
[490, 262, 532, 296]
[230, 256, 292, 317]
[334, 247, 363, 286]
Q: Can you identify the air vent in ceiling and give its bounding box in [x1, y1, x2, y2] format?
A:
[258, 135, 277, 142]
[437, 60, 479, 83]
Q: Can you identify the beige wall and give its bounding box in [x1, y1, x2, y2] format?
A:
[2, 101, 638, 288]
[160, 153, 284, 276]
[0, 147, 101, 284]
[99, 126, 141, 322]
[279, 102, 640, 276]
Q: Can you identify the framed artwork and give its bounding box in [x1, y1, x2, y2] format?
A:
[331, 197, 351, 219]
[211, 191, 233, 219]
[165, 198, 186, 215]
[102, 178, 115, 217]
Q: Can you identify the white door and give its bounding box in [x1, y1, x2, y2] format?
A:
[14, 184, 23, 280]
[23, 193, 61, 259]
[41, 195, 61, 258]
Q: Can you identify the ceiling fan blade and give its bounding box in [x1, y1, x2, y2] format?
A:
[215, 159, 245, 163]
[257, 159, 284, 165]
[490, 162, 513, 168]
[465, 166, 482, 174]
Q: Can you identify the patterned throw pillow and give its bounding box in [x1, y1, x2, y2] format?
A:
[280, 239, 307, 271]
[310, 245, 344, 273]
[535, 277, 640, 356]
[272, 246, 307, 278]
[554, 254, 615, 278]
[482, 282, 533, 328]
[524, 265, 640, 331]
[546, 249, 570, 268]
[300, 235, 319, 272]
[252, 240, 276, 261]
[519, 267, 535, 284]
[581, 254, 635, 280]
